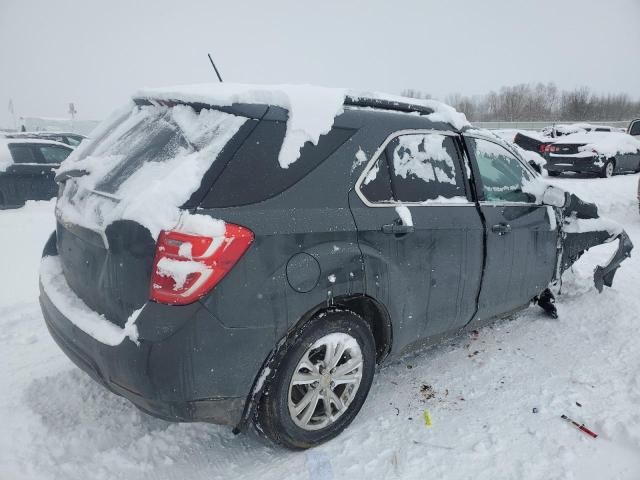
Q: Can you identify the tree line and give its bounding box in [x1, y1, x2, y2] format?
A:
[402, 83, 640, 122]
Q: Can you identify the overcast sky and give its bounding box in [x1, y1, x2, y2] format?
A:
[0, 0, 638, 127]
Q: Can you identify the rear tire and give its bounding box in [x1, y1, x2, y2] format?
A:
[601, 159, 615, 178]
[256, 310, 376, 449]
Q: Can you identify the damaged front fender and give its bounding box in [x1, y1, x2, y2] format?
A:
[558, 192, 634, 291]
[593, 230, 633, 292]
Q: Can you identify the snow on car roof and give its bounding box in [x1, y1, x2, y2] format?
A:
[135, 82, 469, 168]
[553, 131, 640, 157]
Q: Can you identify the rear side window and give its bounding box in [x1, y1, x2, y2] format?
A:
[203, 120, 355, 207]
[38, 145, 71, 164]
[359, 132, 466, 204]
[8, 144, 36, 163]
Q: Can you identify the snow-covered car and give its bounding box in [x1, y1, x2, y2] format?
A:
[38, 84, 633, 449]
[541, 123, 623, 138]
[544, 132, 640, 177]
[0, 138, 73, 208]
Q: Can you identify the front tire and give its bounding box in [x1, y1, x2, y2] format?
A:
[256, 310, 376, 449]
[601, 159, 615, 178]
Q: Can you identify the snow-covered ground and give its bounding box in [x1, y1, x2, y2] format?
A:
[1, 175, 639, 480]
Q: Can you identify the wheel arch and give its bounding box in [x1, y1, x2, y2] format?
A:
[234, 294, 393, 434]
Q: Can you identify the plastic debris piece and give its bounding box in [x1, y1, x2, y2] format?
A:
[424, 410, 432, 427]
[533, 407, 539, 414]
[576, 402, 582, 407]
[561, 414, 598, 439]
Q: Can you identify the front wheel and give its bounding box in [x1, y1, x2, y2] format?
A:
[601, 159, 615, 178]
[256, 310, 376, 449]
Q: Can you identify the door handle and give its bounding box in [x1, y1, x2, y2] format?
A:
[491, 223, 512, 235]
[382, 223, 415, 235]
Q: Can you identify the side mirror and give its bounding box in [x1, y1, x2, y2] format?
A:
[542, 185, 567, 207]
[528, 160, 542, 174]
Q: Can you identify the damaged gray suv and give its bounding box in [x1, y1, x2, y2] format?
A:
[39, 84, 632, 449]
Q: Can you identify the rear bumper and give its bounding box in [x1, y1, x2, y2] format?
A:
[39, 254, 274, 428]
[545, 155, 601, 174]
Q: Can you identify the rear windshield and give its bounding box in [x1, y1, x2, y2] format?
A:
[70, 104, 247, 198]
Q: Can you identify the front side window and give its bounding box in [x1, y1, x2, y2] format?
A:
[359, 132, 466, 204]
[469, 137, 534, 203]
[38, 145, 72, 164]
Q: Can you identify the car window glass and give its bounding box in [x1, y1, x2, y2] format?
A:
[360, 154, 394, 203]
[8, 144, 36, 163]
[360, 133, 466, 203]
[39, 145, 72, 164]
[630, 121, 640, 136]
[470, 138, 535, 203]
[204, 120, 354, 208]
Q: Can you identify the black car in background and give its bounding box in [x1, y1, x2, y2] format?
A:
[39, 86, 632, 449]
[0, 139, 73, 208]
[544, 132, 640, 177]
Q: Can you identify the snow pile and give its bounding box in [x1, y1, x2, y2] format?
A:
[39, 256, 139, 345]
[136, 83, 348, 169]
[553, 132, 640, 157]
[57, 104, 246, 240]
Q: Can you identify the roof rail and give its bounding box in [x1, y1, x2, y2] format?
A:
[344, 95, 435, 115]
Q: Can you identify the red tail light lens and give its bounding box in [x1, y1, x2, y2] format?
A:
[150, 223, 254, 305]
[542, 144, 558, 153]
[538, 144, 547, 153]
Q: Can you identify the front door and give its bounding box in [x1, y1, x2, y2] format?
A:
[350, 130, 484, 352]
[464, 134, 559, 322]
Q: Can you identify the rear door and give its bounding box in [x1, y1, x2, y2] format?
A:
[350, 130, 484, 351]
[464, 134, 558, 321]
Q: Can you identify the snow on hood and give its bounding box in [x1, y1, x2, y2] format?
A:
[552, 132, 640, 157]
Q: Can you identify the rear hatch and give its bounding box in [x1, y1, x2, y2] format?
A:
[55, 101, 254, 326]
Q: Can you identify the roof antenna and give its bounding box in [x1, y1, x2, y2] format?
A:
[207, 53, 223, 83]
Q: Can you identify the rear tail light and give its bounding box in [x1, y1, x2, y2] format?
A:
[542, 144, 558, 153]
[150, 223, 254, 305]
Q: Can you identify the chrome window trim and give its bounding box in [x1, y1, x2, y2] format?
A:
[354, 129, 474, 208]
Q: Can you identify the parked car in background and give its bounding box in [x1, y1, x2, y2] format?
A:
[2, 131, 86, 147]
[0, 138, 73, 208]
[544, 132, 640, 177]
[39, 84, 632, 449]
[542, 123, 623, 138]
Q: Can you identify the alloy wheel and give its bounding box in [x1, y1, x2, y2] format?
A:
[287, 332, 363, 431]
